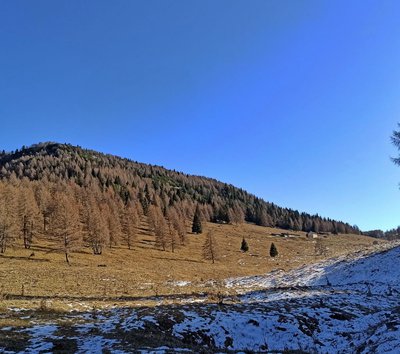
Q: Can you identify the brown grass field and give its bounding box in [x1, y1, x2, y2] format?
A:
[0, 221, 385, 312]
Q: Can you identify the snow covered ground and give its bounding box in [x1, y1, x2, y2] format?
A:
[1, 241, 400, 353]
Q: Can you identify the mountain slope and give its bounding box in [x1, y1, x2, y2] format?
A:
[0, 142, 359, 234]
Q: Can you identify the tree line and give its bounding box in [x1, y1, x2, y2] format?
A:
[0, 178, 193, 262]
[0, 173, 284, 265]
[0, 142, 360, 237]
[364, 228, 400, 240]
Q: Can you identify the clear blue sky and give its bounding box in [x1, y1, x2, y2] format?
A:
[1, 1, 400, 231]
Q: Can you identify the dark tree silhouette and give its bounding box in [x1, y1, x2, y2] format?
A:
[270, 242, 278, 257]
[392, 124, 400, 166]
[192, 205, 202, 234]
[240, 237, 249, 252]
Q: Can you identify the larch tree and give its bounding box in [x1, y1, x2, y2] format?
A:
[168, 222, 178, 253]
[106, 202, 123, 248]
[34, 184, 54, 233]
[228, 203, 245, 224]
[255, 208, 272, 227]
[85, 195, 109, 255]
[148, 205, 168, 251]
[203, 231, 218, 264]
[122, 204, 139, 250]
[155, 216, 168, 251]
[0, 185, 17, 253]
[167, 207, 187, 245]
[17, 187, 40, 249]
[48, 193, 82, 264]
[0, 183, 19, 253]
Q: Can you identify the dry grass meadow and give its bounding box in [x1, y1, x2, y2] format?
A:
[0, 221, 385, 312]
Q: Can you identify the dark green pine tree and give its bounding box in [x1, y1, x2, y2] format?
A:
[240, 237, 249, 252]
[270, 242, 278, 257]
[192, 205, 202, 234]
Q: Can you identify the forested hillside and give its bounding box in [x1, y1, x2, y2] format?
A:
[0, 142, 359, 257]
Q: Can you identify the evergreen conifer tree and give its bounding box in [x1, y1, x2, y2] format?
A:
[192, 205, 202, 234]
[240, 237, 249, 252]
[270, 242, 278, 257]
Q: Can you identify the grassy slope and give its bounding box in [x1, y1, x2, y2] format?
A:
[0, 221, 384, 311]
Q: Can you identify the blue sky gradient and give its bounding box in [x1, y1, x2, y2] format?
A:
[1, 1, 400, 230]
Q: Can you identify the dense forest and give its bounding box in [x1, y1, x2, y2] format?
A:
[364, 228, 400, 240]
[0, 142, 360, 258]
